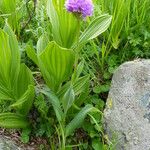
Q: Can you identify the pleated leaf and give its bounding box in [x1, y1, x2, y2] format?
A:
[26, 45, 38, 66]
[78, 14, 112, 46]
[62, 86, 75, 114]
[57, 75, 90, 99]
[72, 60, 85, 82]
[37, 34, 49, 54]
[47, 0, 61, 45]
[14, 64, 34, 99]
[65, 104, 94, 137]
[73, 75, 90, 95]
[0, 25, 20, 100]
[0, 113, 29, 128]
[38, 41, 75, 91]
[0, 0, 18, 33]
[0, 29, 12, 93]
[4, 23, 20, 89]
[0, 86, 13, 100]
[47, 0, 78, 48]
[10, 85, 35, 115]
[41, 87, 63, 122]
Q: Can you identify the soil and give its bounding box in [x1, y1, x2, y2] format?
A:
[0, 128, 49, 150]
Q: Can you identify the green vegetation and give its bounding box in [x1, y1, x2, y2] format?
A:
[0, 0, 149, 149]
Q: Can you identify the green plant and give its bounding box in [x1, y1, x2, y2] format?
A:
[90, 0, 150, 71]
[0, 0, 19, 33]
[0, 23, 34, 129]
[25, 0, 112, 149]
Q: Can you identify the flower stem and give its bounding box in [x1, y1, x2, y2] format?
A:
[75, 18, 81, 67]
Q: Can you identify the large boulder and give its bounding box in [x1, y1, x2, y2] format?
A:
[104, 60, 150, 150]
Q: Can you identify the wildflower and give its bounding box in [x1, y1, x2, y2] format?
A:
[65, 0, 94, 18]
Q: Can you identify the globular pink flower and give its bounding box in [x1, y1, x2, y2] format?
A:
[65, 0, 94, 18]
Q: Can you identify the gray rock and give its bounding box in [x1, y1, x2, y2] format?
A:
[0, 136, 23, 150]
[104, 60, 150, 150]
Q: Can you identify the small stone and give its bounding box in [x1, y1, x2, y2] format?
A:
[104, 60, 150, 150]
[0, 136, 23, 150]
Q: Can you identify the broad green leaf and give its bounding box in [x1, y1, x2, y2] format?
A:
[0, 27, 34, 124]
[47, 0, 61, 45]
[0, 0, 19, 33]
[0, 86, 13, 100]
[57, 75, 90, 98]
[62, 86, 75, 114]
[56, 4, 79, 48]
[0, 76, 14, 101]
[65, 104, 94, 137]
[10, 85, 35, 115]
[0, 113, 29, 128]
[9, 63, 34, 115]
[47, 0, 78, 48]
[37, 34, 49, 54]
[38, 41, 75, 91]
[0, 29, 11, 90]
[75, 80, 90, 106]
[0, 0, 15, 14]
[14, 64, 34, 99]
[72, 60, 84, 82]
[41, 87, 63, 122]
[57, 82, 71, 98]
[26, 45, 38, 66]
[0, 93, 11, 100]
[4, 23, 20, 88]
[74, 75, 90, 95]
[78, 14, 112, 46]
[0, 26, 20, 100]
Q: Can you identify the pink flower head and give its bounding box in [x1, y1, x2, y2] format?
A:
[65, 0, 94, 18]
